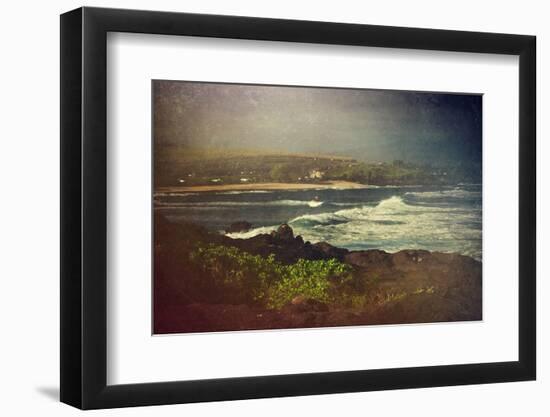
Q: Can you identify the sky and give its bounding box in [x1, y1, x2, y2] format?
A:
[153, 80, 482, 165]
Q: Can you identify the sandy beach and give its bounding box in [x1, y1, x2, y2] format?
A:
[155, 180, 367, 194]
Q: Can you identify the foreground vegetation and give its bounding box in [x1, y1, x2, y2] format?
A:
[190, 244, 354, 309]
[153, 216, 483, 333]
[187, 243, 448, 312]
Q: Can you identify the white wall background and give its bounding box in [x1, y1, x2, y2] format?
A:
[0, 0, 546, 415]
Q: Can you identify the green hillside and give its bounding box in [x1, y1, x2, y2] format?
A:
[154, 147, 480, 187]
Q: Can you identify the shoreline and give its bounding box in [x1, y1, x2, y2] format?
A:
[155, 180, 367, 194]
[154, 217, 482, 333]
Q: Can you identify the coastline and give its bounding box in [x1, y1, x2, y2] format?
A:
[155, 180, 367, 194]
[154, 217, 482, 333]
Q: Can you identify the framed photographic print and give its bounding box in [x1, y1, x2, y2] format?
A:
[60, 6, 536, 409]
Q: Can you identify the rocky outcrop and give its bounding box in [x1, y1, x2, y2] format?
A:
[225, 223, 332, 264]
[312, 241, 349, 261]
[270, 224, 294, 241]
[221, 223, 350, 264]
[344, 249, 393, 268]
[155, 215, 482, 333]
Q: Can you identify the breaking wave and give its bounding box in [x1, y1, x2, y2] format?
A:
[227, 195, 482, 260]
[405, 188, 481, 199]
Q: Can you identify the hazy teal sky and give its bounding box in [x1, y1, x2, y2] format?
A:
[153, 80, 482, 165]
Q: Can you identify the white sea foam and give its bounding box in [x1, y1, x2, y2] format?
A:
[405, 188, 482, 199]
[226, 226, 279, 239]
[330, 202, 363, 206]
[227, 195, 482, 260]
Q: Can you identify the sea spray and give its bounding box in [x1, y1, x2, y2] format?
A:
[160, 186, 482, 260]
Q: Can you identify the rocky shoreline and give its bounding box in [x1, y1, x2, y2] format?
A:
[154, 216, 482, 334]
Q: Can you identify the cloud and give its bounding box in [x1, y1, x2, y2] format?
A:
[153, 81, 482, 165]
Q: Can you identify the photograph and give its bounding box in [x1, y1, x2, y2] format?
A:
[0, 0, 542, 413]
[153, 80, 483, 334]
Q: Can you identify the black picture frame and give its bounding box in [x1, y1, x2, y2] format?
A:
[60, 6, 536, 410]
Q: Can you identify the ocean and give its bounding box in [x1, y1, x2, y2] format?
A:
[155, 184, 482, 261]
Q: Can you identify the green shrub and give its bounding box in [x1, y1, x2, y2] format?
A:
[189, 244, 353, 308]
[189, 244, 279, 304]
[267, 258, 352, 308]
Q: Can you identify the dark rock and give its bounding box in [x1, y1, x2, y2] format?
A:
[226, 224, 348, 264]
[154, 214, 482, 332]
[271, 223, 294, 241]
[392, 249, 432, 267]
[313, 241, 349, 261]
[344, 249, 393, 268]
[225, 221, 253, 234]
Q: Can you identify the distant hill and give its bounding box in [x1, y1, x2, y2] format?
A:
[154, 147, 480, 188]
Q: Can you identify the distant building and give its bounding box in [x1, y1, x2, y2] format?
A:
[307, 169, 324, 179]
